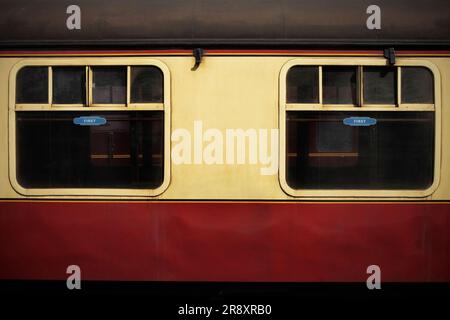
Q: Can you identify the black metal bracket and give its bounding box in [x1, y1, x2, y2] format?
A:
[191, 48, 204, 71]
[383, 47, 396, 65]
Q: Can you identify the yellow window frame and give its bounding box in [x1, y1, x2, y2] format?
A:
[8, 57, 171, 198]
[279, 57, 441, 198]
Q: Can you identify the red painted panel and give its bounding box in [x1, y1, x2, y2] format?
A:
[0, 201, 449, 282]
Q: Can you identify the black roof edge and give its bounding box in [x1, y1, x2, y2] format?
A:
[1, 39, 450, 51]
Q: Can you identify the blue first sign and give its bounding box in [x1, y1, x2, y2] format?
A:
[343, 117, 377, 127]
[73, 116, 107, 126]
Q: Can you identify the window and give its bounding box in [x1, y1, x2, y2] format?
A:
[323, 66, 357, 105]
[16, 67, 48, 103]
[12, 61, 168, 195]
[17, 111, 164, 189]
[282, 60, 437, 196]
[92, 67, 127, 104]
[286, 66, 319, 103]
[402, 67, 434, 104]
[363, 67, 396, 105]
[131, 66, 163, 103]
[53, 67, 86, 104]
[286, 111, 434, 190]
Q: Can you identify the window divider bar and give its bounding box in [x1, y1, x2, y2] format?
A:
[127, 66, 131, 107]
[358, 66, 365, 107]
[397, 67, 402, 107]
[318, 66, 323, 105]
[84, 66, 89, 107]
[48, 66, 53, 106]
[87, 66, 93, 107]
[358, 66, 363, 107]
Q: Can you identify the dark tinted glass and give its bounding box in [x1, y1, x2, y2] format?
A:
[16, 67, 48, 103]
[323, 67, 357, 104]
[402, 67, 434, 104]
[286, 66, 319, 103]
[315, 122, 354, 152]
[53, 67, 86, 104]
[131, 66, 163, 103]
[92, 67, 126, 104]
[363, 67, 396, 104]
[286, 111, 434, 190]
[17, 111, 164, 189]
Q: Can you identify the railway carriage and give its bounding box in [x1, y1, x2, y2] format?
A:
[0, 0, 449, 291]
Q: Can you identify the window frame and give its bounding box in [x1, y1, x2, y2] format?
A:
[9, 58, 171, 197]
[279, 58, 441, 198]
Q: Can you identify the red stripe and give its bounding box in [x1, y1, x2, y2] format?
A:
[0, 49, 192, 55]
[0, 201, 449, 282]
[1, 49, 450, 56]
